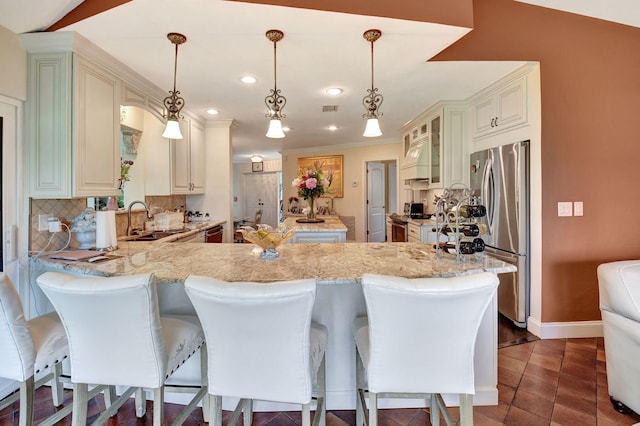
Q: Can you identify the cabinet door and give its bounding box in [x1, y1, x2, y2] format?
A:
[171, 119, 191, 194]
[73, 57, 120, 197]
[471, 77, 527, 139]
[407, 223, 421, 243]
[28, 52, 72, 198]
[429, 114, 441, 187]
[171, 118, 206, 194]
[496, 80, 527, 130]
[189, 119, 206, 194]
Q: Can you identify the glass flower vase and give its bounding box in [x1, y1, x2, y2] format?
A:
[307, 196, 316, 221]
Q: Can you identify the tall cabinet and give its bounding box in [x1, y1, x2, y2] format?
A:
[24, 47, 120, 198]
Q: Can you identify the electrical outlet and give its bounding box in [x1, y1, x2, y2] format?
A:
[574, 201, 583, 217]
[38, 214, 53, 231]
[557, 202, 572, 217]
[48, 218, 61, 233]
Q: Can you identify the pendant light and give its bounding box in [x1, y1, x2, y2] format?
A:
[362, 29, 383, 137]
[265, 29, 286, 139]
[162, 32, 187, 139]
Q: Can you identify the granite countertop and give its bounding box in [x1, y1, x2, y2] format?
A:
[117, 220, 225, 243]
[282, 216, 347, 233]
[36, 241, 516, 284]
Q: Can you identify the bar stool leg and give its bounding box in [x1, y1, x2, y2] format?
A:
[211, 395, 222, 426]
[71, 383, 89, 426]
[135, 388, 147, 417]
[152, 386, 164, 426]
[18, 377, 34, 426]
[430, 393, 440, 426]
[459, 394, 474, 426]
[50, 363, 64, 407]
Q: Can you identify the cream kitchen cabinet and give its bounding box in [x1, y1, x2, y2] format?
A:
[400, 102, 466, 189]
[26, 51, 120, 198]
[171, 117, 206, 194]
[470, 76, 528, 139]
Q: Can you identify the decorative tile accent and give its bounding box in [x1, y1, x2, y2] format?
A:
[30, 195, 186, 251]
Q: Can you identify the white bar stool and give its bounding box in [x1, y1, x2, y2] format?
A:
[37, 271, 206, 426]
[353, 272, 499, 426]
[184, 276, 327, 426]
[0, 272, 70, 426]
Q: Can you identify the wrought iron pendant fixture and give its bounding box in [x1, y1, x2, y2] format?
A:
[265, 29, 286, 139]
[362, 29, 383, 138]
[162, 32, 187, 139]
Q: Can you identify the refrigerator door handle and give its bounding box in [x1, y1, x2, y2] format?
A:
[482, 157, 495, 235]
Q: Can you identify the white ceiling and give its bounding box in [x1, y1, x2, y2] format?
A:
[2, 1, 637, 163]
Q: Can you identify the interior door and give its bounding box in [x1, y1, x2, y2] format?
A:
[244, 172, 279, 228]
[367, 162, 386, 242]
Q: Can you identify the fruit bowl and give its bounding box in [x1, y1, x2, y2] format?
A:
[238, 224, 296, 258]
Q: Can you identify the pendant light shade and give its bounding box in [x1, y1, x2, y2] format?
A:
[265, 29, 286, 138]
[363, 118, 382, 138]
[162, 32, 187, 139]
[362, 29, 383, 138]
[266, 118, 285, 139]
[162, 119, 183, 139]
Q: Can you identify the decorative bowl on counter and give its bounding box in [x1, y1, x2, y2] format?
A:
[238, 224, 296, 259]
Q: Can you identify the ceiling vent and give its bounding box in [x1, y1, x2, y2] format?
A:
[322, 105, 338, 112]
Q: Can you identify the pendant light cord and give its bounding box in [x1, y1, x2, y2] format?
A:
[173, 42, 179, 93]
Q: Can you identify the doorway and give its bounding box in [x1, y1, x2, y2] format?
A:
[366, 160, 397, 242]
[244, 172, 280, 228]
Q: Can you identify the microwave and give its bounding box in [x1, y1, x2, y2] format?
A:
[404, 203, 424, 217]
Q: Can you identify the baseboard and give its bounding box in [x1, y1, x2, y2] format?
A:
[528, 317, 603, 339]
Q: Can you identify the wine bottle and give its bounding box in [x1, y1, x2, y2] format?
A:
[434, 241, 475, 254]
[472, 237, 485, 252]
[436, 224, 480, 237]
[459, 204, 487, 218]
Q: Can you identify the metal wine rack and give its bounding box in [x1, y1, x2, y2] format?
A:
[434, 183, 485, 263]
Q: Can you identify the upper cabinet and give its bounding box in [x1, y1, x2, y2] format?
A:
[171, 118, 206, 194]
[22, 31, 207, 199]
[26, 51, 120, 198]
[400, 102, 467, 189]
[470, 74, 528, 140]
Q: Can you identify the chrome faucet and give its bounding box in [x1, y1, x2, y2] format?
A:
[127, 201, 153, 236]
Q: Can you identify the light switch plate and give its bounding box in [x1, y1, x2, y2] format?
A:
[574, 201, 583, 216]
[38, 213, 53, 231]
[558, 202, 572, 217]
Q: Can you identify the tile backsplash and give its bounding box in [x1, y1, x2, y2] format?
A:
[30, 195, 186, 252]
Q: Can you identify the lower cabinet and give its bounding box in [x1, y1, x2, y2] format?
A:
[408, 222, 447, 243]
[291, 232, 346, 243]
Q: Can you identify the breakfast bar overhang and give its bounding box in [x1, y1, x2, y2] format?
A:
[33, 241, 516, 411]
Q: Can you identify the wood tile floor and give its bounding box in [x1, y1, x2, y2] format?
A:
[2, 336, 640, 425]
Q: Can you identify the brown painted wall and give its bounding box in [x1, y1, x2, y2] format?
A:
[431, 0, 640, 322]
[231, 0, 474, 29]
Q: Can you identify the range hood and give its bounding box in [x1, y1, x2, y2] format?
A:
[400, 138, 429, 180]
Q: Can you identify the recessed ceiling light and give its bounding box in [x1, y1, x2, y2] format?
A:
[282, 126, 290, 132]
[241, 76, 257, 84]
[328, 125, 338, 131]
[206, 108, 219, 115]
[325, 88, 343, 96]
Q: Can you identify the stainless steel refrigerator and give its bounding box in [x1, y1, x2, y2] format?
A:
[470, 141, 530, 327]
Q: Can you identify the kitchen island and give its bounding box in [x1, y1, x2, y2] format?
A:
[33, 242, 515, 410]
[282, 215, 347, 243]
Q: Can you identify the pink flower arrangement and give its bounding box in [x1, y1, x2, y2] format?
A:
[292, 161, 333, 200]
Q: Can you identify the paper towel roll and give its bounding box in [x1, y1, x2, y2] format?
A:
[96, 210, 117, 250]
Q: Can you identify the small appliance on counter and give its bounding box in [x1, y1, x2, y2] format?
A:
[186, 211, 211, 222]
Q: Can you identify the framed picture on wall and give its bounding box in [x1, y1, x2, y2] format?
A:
[251, 161, 264, 172]
[297, 155, 344, 198]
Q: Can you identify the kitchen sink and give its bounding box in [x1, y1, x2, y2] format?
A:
[127, 228, 190, 241]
